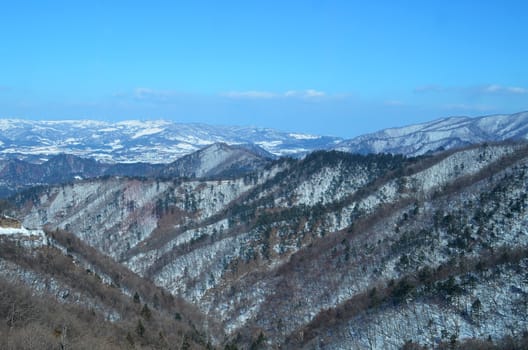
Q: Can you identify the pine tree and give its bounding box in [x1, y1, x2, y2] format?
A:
[136, 319, 145, 337]
[141, 303, 152, 320]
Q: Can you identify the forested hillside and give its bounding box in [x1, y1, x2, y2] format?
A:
[2, 142, 528, 348]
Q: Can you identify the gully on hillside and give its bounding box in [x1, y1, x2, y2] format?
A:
[4, 142, 528, 349]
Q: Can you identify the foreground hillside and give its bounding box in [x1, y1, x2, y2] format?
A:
[7, 142, 528, 348]
[0, 223, 214, 349]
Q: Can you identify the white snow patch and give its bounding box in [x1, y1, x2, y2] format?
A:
[174, 142, 198, 151]
[131, 127, 165, 139]
[256, 141, 283, 148]
[288, 133, 320, 140]
[0, 226, 45, 237]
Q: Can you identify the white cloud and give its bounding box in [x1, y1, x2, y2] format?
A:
[222, 90, 277, 99]
[110, 88, 187, 104]
[482, 84, 528, 95]
[285, 89, 326, 98]
[122, 87, 330, 102]
[223, 89, 326, 100]
[304, 89, 326, 98]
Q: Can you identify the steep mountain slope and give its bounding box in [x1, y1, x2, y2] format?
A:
[12, 141, 528, 348]
[0, 222, 215, 349]
[160, 143, 273, 179]
[0, 144, 271, 197]
[335, 111, 528, 156]
[0, 119, 340, 163]
[0, 154, 101, 182]
[0, 155, 162, 198]
[0, 154, 106, 197]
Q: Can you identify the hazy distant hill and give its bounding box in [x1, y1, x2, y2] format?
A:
[0, 119, 340, 163]
[2, 112, 528, 165]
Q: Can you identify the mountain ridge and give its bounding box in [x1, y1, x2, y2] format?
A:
[0, 118, 340, 163]
[0, 143, 273, 197]
[335, 110, 528, 156]
[2, 111, 528, 164]
[2, 113, 528, 348]
[160, 142, 273, 179]
[7, 142, 528, 348]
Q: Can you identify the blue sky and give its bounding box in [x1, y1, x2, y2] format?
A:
[1, 1, 527, 137]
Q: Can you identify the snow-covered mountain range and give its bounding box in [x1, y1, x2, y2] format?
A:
[7, 142, 528, 348]
[0, 143, 273, 197]
[335, 111, 528, 156]
[0, 119, 340, 163]
[1, 111, 528, 164]
[4, 111, 528, 348]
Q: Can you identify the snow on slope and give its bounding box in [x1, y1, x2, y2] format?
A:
[0, 119, 339, 163]
[1, 111, 527, 165]
[14, 143, 528, 348]
[0, 226, 47, 248]
[335, 111, 528, 156]
[160, 143, 272, 179]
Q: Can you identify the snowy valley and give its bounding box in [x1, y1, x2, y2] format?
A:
[0, 113, 528, 349]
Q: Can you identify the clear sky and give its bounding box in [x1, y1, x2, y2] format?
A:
[1, 1, 527, 138]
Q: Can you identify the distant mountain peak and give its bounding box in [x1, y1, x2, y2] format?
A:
[334, 111, 528, 156]
[1, 111, 528, 166]
[160, 142, 272, 179]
